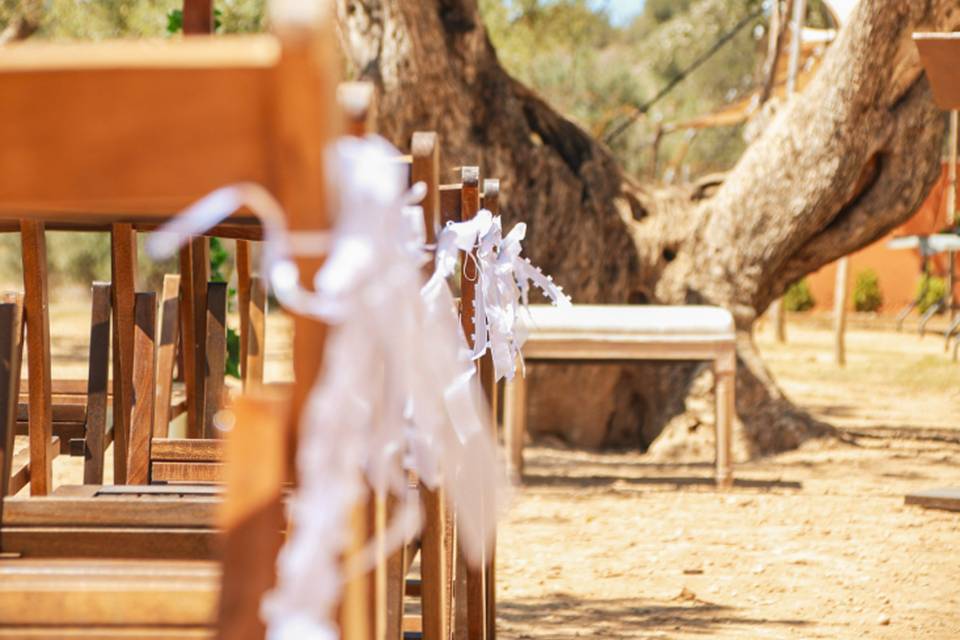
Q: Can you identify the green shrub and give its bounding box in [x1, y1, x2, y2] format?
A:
[783, 279, 815, 312]
[853, 268, 883, 312]
[917, 273, 948, 314]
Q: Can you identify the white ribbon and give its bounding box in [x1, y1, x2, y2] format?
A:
[429, 213, 571, 382]
[148, 134, 505, 640]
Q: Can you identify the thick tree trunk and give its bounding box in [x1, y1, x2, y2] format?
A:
[337, 0, 960, 458]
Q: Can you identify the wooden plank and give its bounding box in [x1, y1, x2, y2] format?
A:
[179, 243, 201, 438]
[1, 527, 216, 559]
[2, 497, 216, 527]
[0, 296, 23, 500]
[127, 292, 157, 485]
[0, 36, 277, 217]
[84, 283, 111, 484]
[419, 484, 448, 640]
[7, 438, 63, 499]
[154, 274, 181, 438]
[439, 184, 462, 226]
[20, 220, 52, 496]
[15, 402, 85, 422]
[152, 461, 224, 483]
[905, 487, 960, 512]
[236, 239, 252, 385]
[151, 438, 223, 462]
[458, 166, 487, 640]
[111, 223, 137, 483]
[218, 24, 340, 640]
[191, 238, 211, 438]
[217, 395, 288, 640]
[0, 559, 219, 625]
[0, 627, 212, 638]
[481, 177, 500, 640]
[19, 379, 107, 396]
[93, 484, 221, 497]
[203, 282, 227, 437]
[244, 276, 266, 390]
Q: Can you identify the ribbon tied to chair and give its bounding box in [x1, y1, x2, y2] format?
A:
[430, 210, 572, 382]
[148, 134, 505, 640]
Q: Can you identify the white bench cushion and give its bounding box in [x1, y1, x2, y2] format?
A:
[519, 305, 735, 340]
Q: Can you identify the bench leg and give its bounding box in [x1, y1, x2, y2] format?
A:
[715, 350, 735, 489]
[502, 371, 527, 482]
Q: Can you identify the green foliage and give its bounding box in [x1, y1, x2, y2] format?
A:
[853, 269, 883, 313]
[165, 7, 182, 33]
[783, 279, 815, 312]
[226, 327, 241, 378]
[480, 0, 766, 178]
[917, 273, 948, 314]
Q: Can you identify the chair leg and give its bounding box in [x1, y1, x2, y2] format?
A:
[154, 274, 181, 439]
[110, 223, 137, 483]
[20, 220, 53, 495]
[127, 292, 157, 486]
[203, 282, 228, 438]
[244, 276, 266, 391]
[0, 295, 24, 500]
[715, 349, 736, 489]
[502, 371, 527, 482]
[83, 283, 111, 485]
[419, 484, 448, 640]
[179, 238, 209, 439]
[236, 239, 252, 384]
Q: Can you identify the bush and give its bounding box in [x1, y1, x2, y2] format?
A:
[783, 279, 815, 312]
[853, 268, 883, 312]
[917, 273, 948, 314]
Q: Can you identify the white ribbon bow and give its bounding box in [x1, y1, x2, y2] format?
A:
[429, 212, 571, 382]
[148, 134, 505, 640]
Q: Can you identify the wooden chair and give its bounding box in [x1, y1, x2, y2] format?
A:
[0, 20, 352, 638]
[0, 25, 502, 640]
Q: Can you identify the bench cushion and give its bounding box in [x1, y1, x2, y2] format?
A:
[519, 305, 735, 341]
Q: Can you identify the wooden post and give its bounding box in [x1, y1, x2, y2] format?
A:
[412, 130, 450, 640]
[127, 292, 157, 485]
[110, 223, 137, 483]
[481, 177, 500, 640]
[217, 19, 339, 640]
[182, 0, 213, 35]
[0, 296, 24, 500]
[236, 239, 252, 384]
[457, 166, 487, 640]
[83, 283, 111, 484]
[203, 282, 228, 437]
[20, 220, 52, 495]
[715, 348, 735, 489]
[154, 274, 181, 438]
[243, 275, 267, 391]
[833, 256, 849, 366]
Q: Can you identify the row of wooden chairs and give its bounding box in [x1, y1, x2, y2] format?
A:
[0, 19, 503, 640]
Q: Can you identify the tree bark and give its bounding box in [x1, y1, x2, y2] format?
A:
[337, 0, 960, 458]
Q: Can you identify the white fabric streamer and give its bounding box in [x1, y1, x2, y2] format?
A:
[148, 134, 505, 640]
[428, 213, 572, 382]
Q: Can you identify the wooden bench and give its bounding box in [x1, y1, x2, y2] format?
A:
[503, 304, 737, 488]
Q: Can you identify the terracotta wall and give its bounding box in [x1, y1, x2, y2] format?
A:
[806, 161, 958, 314]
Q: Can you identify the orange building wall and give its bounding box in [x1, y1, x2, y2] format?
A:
[807, 161, 958, 314]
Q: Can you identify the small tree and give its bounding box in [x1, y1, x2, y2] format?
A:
[917, 273, 948, 314]
[853, 268, 883, 312]
[783, 279, 815, 312]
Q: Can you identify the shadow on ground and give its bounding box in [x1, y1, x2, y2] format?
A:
[497, 593, 810, 639]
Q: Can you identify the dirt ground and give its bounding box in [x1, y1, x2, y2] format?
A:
[498, 316, 960, 639]
[20, 300, 960, 638]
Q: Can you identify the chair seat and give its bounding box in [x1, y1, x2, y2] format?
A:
[0, 559, 218, 628]
[519, 304, 735, 342]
